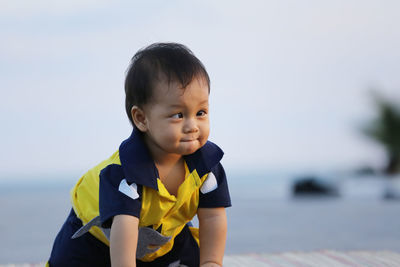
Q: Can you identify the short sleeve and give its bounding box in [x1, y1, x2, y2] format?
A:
[198, 163, 231, 208]
[99, 164, 142, 228]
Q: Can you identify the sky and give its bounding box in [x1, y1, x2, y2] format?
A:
[1, 0, 400, 179]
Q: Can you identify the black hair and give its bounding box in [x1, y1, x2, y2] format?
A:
[124, 42, 210, 126]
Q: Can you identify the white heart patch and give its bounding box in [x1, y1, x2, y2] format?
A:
[118, 179, 139, 200]
[200, 172, 218, 194]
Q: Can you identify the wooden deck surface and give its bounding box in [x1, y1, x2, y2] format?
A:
[223, 250, 400, 266]
[2, 250, 400, 266]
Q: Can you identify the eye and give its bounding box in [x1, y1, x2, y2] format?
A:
[171, 113, 183, 119]
[197, 110, 207, 117]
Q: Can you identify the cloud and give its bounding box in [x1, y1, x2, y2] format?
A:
[1, 1, 400, 176]
[0, 0, 111, 17]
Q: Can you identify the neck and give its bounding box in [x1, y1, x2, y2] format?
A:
[143, 136, 182, 167]
[154, 153, 182, 168]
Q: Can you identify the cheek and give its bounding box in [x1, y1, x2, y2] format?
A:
[200, 122, 210, 141]
[162, 125, 181, 141]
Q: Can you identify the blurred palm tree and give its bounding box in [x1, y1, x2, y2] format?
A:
[363, 92, 400, 175]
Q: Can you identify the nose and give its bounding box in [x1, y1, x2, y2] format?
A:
[183, 118, 199, 133]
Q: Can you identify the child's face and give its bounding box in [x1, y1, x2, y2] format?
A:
[142, 77, 210, 157]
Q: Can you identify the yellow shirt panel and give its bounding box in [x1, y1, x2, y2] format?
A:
[138, 165, 208, 261]
[70, 150, 121, 245]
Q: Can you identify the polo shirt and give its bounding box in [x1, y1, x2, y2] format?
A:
[69, 128, 231, 262]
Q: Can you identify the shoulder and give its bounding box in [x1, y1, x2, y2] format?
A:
[73, 150, 123, 192]
[71, 150, 122, 223]
[83, 150, 122, 181]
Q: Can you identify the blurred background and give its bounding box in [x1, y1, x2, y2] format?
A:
[1, 0, 400, 264]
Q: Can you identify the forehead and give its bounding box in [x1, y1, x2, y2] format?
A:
[151, 77, 209, 106]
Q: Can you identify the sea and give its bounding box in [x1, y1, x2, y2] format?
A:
[1, 170, 400, 264]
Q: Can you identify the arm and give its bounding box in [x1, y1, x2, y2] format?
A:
[197, 207, 227, 267]
[110, 214, 139, 267]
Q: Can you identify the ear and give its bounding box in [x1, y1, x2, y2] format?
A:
[131, 106, 148, 132]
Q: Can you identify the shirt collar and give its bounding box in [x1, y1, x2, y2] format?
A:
[184, 140, 224, 178]
[119, 128, 224, 191]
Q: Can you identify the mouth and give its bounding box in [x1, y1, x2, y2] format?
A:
[181, 138, 198, 142]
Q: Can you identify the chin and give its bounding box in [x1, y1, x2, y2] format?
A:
[180, 148, 198, 155]
[180, 145, 201, 155]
